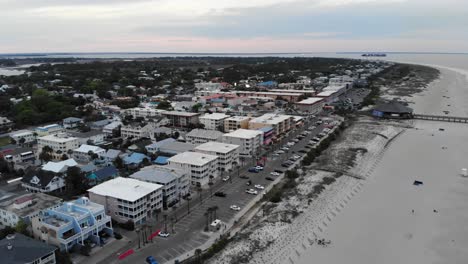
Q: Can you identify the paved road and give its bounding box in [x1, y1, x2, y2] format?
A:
[109, 116, 332, 264]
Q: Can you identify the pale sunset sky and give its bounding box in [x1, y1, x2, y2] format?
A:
[0, 0, 467, 53]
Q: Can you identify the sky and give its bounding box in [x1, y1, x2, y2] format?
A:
[0, 0, 467, 53]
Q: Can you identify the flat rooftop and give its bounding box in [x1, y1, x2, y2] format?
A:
[225, 116, 251, 122]
[195, 141, 239, 154]
[163, 111, 200, 117]
[88, 177, 163, 202]
[296, 97, 324, 105]
[168, 151, 218, 166]
[0, 193, 61, 218]
[130, 166, 185, 184]
[200, 113, 230, 120]
[249, 114, 292, 125]
[38, 134, 77, 143]
[223, 129, 263, 139]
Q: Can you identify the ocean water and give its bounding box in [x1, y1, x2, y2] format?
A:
[1, 52, 468, 75]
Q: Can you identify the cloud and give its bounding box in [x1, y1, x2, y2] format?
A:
[0, 0, 467, 52]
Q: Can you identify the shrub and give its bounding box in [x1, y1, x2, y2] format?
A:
[114, 232, 123, 240]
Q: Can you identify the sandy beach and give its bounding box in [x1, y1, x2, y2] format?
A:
[293, 66, 468, 264]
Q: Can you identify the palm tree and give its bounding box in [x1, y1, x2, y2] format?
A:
[197, 187, 203, 204]
[208, 175, 214, 197]
[194, 248, 202, 264]
[203, 211, 210, 231]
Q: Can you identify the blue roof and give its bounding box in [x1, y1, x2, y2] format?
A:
[258, 126, 274, 133]
[123, 152, 148, 165]
[258, 81, 277, 86]
[89, 166, 119, 181]
[153, 156, 170, 165]
[146, 138, 176, 151]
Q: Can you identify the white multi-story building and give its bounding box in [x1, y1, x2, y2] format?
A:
[10, 130, 36, 144]
[130, 166, 189, 207]
[295, 97, 325, 114]
[0, 193, 61, 227]
[124, 107, 166, 119]
[186, 129, 224, 145]
[37, 133, 79, 160]
[194, 141, 240, 171]
[103, 121, 122, 137]
[168, 152, 219, 187]
[88, 177, 163, 225]
[121, 123, 153, 140]
[35, 124, 64, 137]
[222, 129, 263, 157]
[224, 116, 251, 132]
[72, 144, 106, 163]
[199, 113, 230, 131]
[249, 114, 294, 136]
[31, 197, 113, 252]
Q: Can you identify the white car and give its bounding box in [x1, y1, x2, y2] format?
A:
[230, 205, 241, 211]
[245, 189, 258, 195]
[255, 166, 264, 171]
[222, 176, 230, 182]
[158, 232, 170, 238]
[276, 150, 285, 154]
[254, 184, 265, 190]
[281, 147, 290, 151]
[270, 172, 280, 176]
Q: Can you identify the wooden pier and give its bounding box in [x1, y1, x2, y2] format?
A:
[413, 114, 468, 123]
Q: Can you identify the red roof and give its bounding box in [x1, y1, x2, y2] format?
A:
[15, 195, 33, 205]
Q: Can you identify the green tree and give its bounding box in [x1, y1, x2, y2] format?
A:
[65, 166, 89, 197]
[15, 219, 29, 236]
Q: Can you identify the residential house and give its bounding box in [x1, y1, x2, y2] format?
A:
[67, 130, 105, 145]
[21, 170, 65, 194]
[87, 166, 119, 186]
[35, 124, 64, 137]
[186, 129, 224, 145]
[145, 138, 176, 154]
[123, 152, 149, 168]
[96, 149, 121, 166]
[121, 123, 153, 140]
[10, 130, 36, 144]
[72, 145, 105, 163]
[168, 152, 219, 187]
[102, 121, 122, 138]
[62, 117, 83, 129]
[0, 233, 57, 264]
[130, 166, 189, 207]
[0, 116, 13, 132]
[42, 159, 78, 174]
[32, 197, 113, 252]
[88, 177, 163, 225]
[0, 193, 61, 227]
[3, 147, 36, 169]
[90, 119, 112, 130]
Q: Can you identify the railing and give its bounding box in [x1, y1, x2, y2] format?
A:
[413, 114, 468, 123]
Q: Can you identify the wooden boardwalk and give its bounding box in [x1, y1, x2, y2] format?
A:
[413, 114, 468, 123]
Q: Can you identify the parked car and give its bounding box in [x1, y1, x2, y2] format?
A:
[245, 189, 258, 195]
[222, 176, 230, 182]
[265, 176, 275, 181]
[255, 166, 264, 171]
[240, 175, 249, 179]
[158, 232, 170, 238]
[214, 191, 226, 197]
[270, 171, 280, 176]
[276, 150, 286, 154]
[316, 120, 323, 125]
[274, 169, 284, 173]
[246, 180, 252, 186]
[254, 184, 265, 190]
[146, 256, 158, 264]
[318, 132, 327, 137]
[312, 137, 321, 142]
[281, 147, 290, 151]
[298, 150, 307, 153]
[248, 167, 259, 173]
[230, 205, 241, 211]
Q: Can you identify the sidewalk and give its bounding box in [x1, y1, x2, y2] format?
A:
[76, 236, 132, 264]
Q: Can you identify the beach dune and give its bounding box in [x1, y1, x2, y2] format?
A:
[295, 65, 468, 264]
